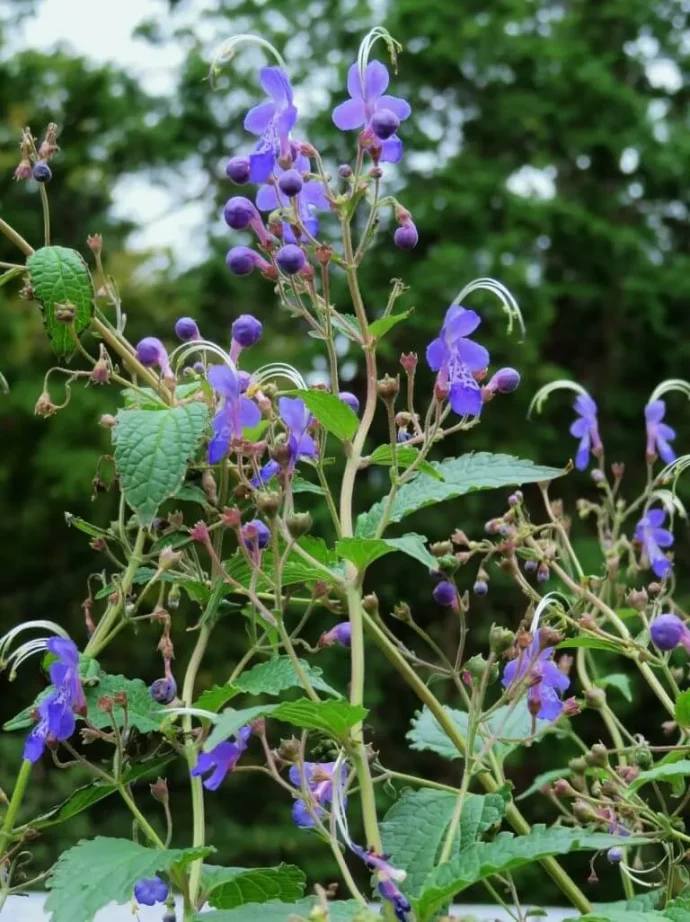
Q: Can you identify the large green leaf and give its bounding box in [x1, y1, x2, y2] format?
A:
[336, 533, 438, 571]
[625, 759, 690, 794]
[45, 837, 213, 922]
[205, 699, 367, 750]
[407, 704, 551, 762]
[201, 864, 305, 909]
[26, 246, 94, 356]
[415, 828, 648, 921]
[113, 402, 209, 525]
[665, 893, 690, 921]
[287, 389, 358, 441]
[194, 898, 367, 922]
[233, 656, 342, 698]
[675, 690, 690, 728]
[356, 452, 565, 537]
[380, 789, 506, 897]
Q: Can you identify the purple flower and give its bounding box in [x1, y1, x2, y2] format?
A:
[136, 337, 172, 379]
[645, 400, 676, 464]
[245, 67, 298, 183]
[635, 508, 674, 579]
[252, 397, 317, 486]
[339, 391, 360, 414]
[432, 581, 457, 607]
[46, 637, 85, 712]
[289, 761, 346, 828]
[23, 689, 76, 763]
[175, 317, 200, 342]
[650, 613, 690, 652]
[349, 845, 410, 922]
[207, 363, 261, 464]
[502, 630, 570, 721]
[256, 153, 329, 242]
[320, 622, 352, 648]
[231, 314, 263, 354]
[241, 519, 271, 551]
[426, 306, 489, 418]
[226, 156, 251, 185]
[276, 244, 306, 275]
[134, 877, 169, 906]
[332, 61, 411, 164]
[378, 877, 411, 922]
[191, 726, 251, 791]
[226, 246, 272, 277]
[569, 393, 602, 471]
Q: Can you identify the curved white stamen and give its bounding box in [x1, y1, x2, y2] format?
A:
[157, 706, 220, 723]
[527, 380, 590, 419]
[5, 640, 52, 679]
[529, 591, 569, 635]
[645, 489, 686, 521]
[357, 27, 403, 87]
[330, 750, 354, 849]
[0, 621, 69, 660]
[252, 363, 307, 391]
[656, 454, 690, 492]
[452, 277, 525, 339]
[170, 340, 236, 373]
[648, 379, 690, 405]
[209, 34, 287, 86]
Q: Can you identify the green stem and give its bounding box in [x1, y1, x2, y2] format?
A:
[0, 759, 32, 857]
[0, 218, 34, 257]
[39, 185, 51, 246]
[91, 315, 172, 404]
[118, 784, 166, 849]
[86, 527, 146, 658]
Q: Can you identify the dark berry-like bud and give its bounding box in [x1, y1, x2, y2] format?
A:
[537, 562, 549, 583]
[394, 224, 418, 250]
[224, 196, 256, 230]
[226, 156, 251, 184]
[339, 391, 360, 414]
[241, 518, 271, 550]
[276, 244, 306, 275]
[473, 579, 488, 596]
[175, 317, 200, 342]
[650, 613, 687, 651]
[227, 246, 256, 276]
[486, 367, 521, 395]
[232, 313, 263, 348]
[32, 161, 52, 183]
[278, 169, 304, 197]
[371, 108, 400, 141]
[433, 581, 456, 607]
[338, 164, 352, 178]
[607, 847, 623, 864]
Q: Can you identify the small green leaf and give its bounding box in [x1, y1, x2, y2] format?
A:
[193, 898, 367, 922]
[369, 309, 412, 339]
[625, 759, 690, 795]
[337, 533, 438, 572]
[287, 390, 358, 441]
[675, 690, 690, 728]
[597, 673, 633, 702]
[45, 838, 214, 922]
[557, 636, 621, 653]
[27, 246, 94, 356]
[113, 403, 209, 525]
[205, 699, 367, 750]
[381, 789, 506, 897]
[357, 453, 565, 537]
[292, 476, 325, 495]
[195, 684, 241, 713]
[233, 656, 341, 699]
[415, 828, 648, 921]
[368, 444, 443, 480]
[202, 864, 305, 909]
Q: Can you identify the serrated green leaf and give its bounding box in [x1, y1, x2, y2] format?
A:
[516, 768, 573, 801]
[84, 672, 162, 733]
[665, 893, 690, 921]
[27, 246, 94, 356]
[675, 690, 690, 728]
[205, 699, 367, 750]
[381, 789, 506, 897]
[45, 837, 213, 922]
[597, 673, 633, 702]
[196, 683, 242, 713]
[356, 453, 565, 537]
[175, 483, 210, 504]
[221, 545, 339, 592]
[368, 444, 443, 480]
[592, 890, 664, 917]
[625, 759, 690, 794]
[337, 533, 438, 572]
[233, 656, 341, 699]
[407, 704, 551, 762]
[122, 382, 201, 408]
[21, 754, 174, 831]
[201, 864, 305, 909]
[286, 389, 358, 441]
[113, 402, 209, 525]
[415, 828, 648, 921]
[292, 476, 325, 495]
[193, 898, 367, 922]
[369, 309, 412, 339]
[557, 636, 621, 653]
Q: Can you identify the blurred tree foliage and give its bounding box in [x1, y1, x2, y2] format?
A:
[1, 0, 689, 899]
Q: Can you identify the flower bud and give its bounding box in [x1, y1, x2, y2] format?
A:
[150, 677, 177, 704]
[607, 847, 623, 864]
[573, 800, 596, 822]
[226, 156, 251, 184]
[537, 562, 549, 583]
[583, 687, 606, 710]
[241, 519, 271, 550]
[136, 337, 172, 378]
[465, 654, 492, 680]
[175, 317, 201, 342]
[339, 391, 360, 415]
[278, 169, 304, 197]
[632, 745, 653, 769]
[363, 593, 380, 615]
[430, 541, 453, 558]
[394, 223, 418, 249]
[159, 547, 182, 570]
[627, 588, 648, 611]
[486, 367, 520, 395]
[276, 244, 306, 275]
[34, 391, 57, 417]
[586, 742, 609, 766]
[286, 512, 312, 538]
[189, 521, 210, 543]
[552, 778, 575, 797]
[224, 196, 257, 230]
[277, 737, 301, 761]
[489, 625, 515, 655]
[232, 314, 263, 348]
[150, 777, 169, 804]
[376, 374, 400, 400]
[432, 581, 457, 607]
[569, 756, 587, 774]
[168, 584, 181, 610]
[319, 622, 352, 648]
[32, 161, 52, 183]
[473, 579, 488, 596]
[338, 164, 352, 178]
[14, 158, 32, 181]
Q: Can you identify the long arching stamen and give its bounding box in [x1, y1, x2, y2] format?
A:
[529, 591, 569, 635]
[209, 34, 287, 87]
[528, 380, 590, 419]
[169, 340, 237, 372]
[356, 27, 403, 87]
[252, 363, 308, 391]
[648, 379, 690, 405]
[452, 277, 525, 339]
[0, 621, 69, 661]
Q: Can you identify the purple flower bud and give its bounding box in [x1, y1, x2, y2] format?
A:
[149, 677, 177, 704]
[487, 367, 521, 394]
[394, 223, 418, 250]
[226, 156, 251, 185]
[134, 877, 169, 906]
[650, 613, 688, 652]
[226, 246, 271, 277]
[607, 847, 623, 864]
[136, 337, 172, 378]
[278, 169, 304, 197]
[193, 361, 205, 374]
[524, 559, 538, 573]
[224, 196, 257, 230]
[232, 314, 263, 348]
[397, 429, 411, 442]
[33, 161, 52, 183]
[175, 317, 200, 342]
[433, 580, 457, 606]
[338, 164, 352, 178]
[241, 519, 271, 550]
[537, 563, 549, 583]
[339, 391, 360, 414]
[473, 579, 488, 596]
[320, 622, 352, 647]
[371, 108, 400, 141]
[276, 244, 306, 275]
